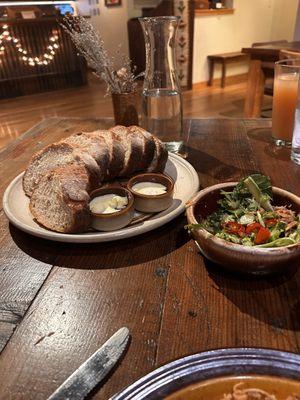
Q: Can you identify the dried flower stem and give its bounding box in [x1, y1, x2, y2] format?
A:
[61, 16, 138, 94]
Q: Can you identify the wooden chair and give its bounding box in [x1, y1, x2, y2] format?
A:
[252, 40, 288, 47]
[261, 49, 300, 117]
[207, 52, 249, 88]
[252, 40, 288, 93]
[279, 49, 300, 60]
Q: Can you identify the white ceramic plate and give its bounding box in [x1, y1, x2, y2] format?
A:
[3, 153, 199, 243]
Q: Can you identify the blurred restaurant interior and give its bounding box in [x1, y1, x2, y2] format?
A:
[0, 0, 299, 148]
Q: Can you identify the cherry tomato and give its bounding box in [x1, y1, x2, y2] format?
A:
[265, 218, 277, 227]
[246, 222, 262, 235]
[254, 227, 271, 245]
[223, 222, 245, 237]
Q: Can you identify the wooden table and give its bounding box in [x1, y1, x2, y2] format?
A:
[242, 42, 300, 118]
[0, 117, 300, 400]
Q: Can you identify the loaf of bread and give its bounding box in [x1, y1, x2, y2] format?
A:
[25, 125, 168, 233]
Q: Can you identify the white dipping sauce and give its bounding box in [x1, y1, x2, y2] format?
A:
[89, 194, 128, 214]
[132, 182, 167, 196]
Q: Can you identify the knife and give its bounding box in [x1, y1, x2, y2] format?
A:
[47, 327, 130, 400]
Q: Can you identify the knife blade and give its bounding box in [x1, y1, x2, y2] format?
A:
[47, 327, 130, 400]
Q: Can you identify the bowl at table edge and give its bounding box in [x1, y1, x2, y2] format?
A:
[186, 182, 300, 275]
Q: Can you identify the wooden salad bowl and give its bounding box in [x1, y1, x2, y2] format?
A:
[186, 182, 300, 275]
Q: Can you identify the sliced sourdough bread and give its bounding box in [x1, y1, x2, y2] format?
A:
[30, 164, 91, 233]
[23, 142, 101, 197]
[128, 126, 156, 171]
[147, 136, 168, 172]
[64, 131, 110, 180]
[155, 137, 168, 172]
[97, 130, 125, 180]
[109, 125, 144, 177]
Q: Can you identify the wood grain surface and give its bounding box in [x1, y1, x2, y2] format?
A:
[0, 78, 256, 150]
[0, 118, 300, 400]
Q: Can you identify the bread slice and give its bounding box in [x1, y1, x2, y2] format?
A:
[155, 138, 168, 172]
[30, 165, 91, 233]
[128, 126, 156, 171]
[147, 136, 168, 172]
[109, 125, 144, 177]
[23, 142, 101, 197]
[97, 130, 125, 180]
[64, 131, 110, 180]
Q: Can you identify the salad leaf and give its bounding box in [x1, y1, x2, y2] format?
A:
[288, 220, 300, 243]
[243, 175, 273, 211]
[269, 221, 286, 241]
[258, 238, 295, 248]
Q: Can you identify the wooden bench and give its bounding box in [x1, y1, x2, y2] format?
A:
[207, 52, 249, 88]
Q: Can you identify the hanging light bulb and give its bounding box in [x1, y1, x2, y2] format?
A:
[43, 60, 48, 65]
[2, 24, 8, 29]
[6, 36, 12, 41]
[22, 56, 28, 61]
[53, 44, 59, 49]
[13, 38, 18, 43]
[3, 31, 9, 36]
[50, 50, 55, 55]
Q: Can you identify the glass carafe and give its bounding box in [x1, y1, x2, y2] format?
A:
[139, 16, 183, 154]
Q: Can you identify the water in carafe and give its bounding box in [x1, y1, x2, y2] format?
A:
[142, 88, 183, 153]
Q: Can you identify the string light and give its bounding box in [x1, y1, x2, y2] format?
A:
[0, 25, 60, 67]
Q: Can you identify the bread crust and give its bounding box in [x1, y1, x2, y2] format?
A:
[30, 165, 91, 233]
[97, 130, 125, 180]
[109, 125, 143, 177]
[155, 138, 168, 172]
[64, 132, 110, 181]
[128, 126, 156, 171]
[23, 142, 101, 197]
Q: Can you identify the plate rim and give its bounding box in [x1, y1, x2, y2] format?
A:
[2, 153, 199, 243]
[111, 347, 300, 400]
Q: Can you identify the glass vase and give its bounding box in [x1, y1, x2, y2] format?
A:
[139, 16, 184, 154]
[111, 91, 139, 126]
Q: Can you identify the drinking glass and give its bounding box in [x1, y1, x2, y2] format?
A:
[291, 86, 300, 165]
[272, 59, 300, 147]
[139, 16, 184, 155]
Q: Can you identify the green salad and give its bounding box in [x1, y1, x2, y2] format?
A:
[188, 174, 300, 248]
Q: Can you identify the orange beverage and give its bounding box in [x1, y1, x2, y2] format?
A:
[272, 59, 300, 146]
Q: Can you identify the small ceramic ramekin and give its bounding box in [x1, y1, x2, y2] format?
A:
[127, 173, 174, 213]
[89, 187, 134, 231]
